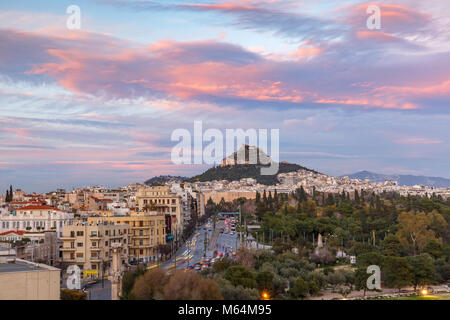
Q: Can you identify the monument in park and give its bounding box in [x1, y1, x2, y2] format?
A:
[109, 243, 123, 300]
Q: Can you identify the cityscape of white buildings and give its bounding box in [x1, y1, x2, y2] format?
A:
[0, 166, 449, 271]
[189, 169, 450, 199]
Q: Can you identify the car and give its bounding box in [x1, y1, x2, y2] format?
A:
[185, 265, 194, 270]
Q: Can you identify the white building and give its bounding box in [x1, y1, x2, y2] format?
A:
[0, 205, 74, 238]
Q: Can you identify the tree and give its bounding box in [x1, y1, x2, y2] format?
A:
[354, 266, 370, 296]
[255, 271, 274, 292]
[164, 270, 223, 300]
[212, 258, 236, 273]
[381, 234, 402, 257]
[290, 277, 308, 299]
[217, 279, 260, 300]
[407, 254, 436, 292]
[357, 252, 384, 267]
[326, 270, 346, 291]
[423, 239, 443, 259]
[383, 256, 412, 292]
[132, 269, 168, 300]
[60, 289, 87, 300]
[396, 211, 438, 255]
[224, 265, 256, 288]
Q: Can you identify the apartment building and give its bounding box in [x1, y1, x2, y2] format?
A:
[87, 211, 166, 263]
[0, 205, 74, 237]
[135, 186, 182, 233]
[60, 221, 129, 276]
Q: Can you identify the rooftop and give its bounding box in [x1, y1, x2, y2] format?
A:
[0, 259, 59, 274]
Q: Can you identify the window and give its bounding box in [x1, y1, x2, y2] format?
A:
[77, 242, 83, 247]
[172, 207, 176, 212]
[139, 240, 143, 246]
[76, 253, 83, 258]
[76, 231, 84, 236]
[105, 230, 109, 236]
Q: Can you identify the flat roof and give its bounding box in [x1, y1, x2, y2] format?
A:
[0, 260, 59, 274]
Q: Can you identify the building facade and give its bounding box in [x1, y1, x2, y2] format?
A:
[135, 186, 182, 233]
[87, 211, 167, 263]
[0, 205, 74, 237]
[60, 221, 129, 277]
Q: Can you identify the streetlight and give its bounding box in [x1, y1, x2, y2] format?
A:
[421, 289, 428, 296]
[261, 290, 270, 300]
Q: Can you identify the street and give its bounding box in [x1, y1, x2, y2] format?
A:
[162, 218, 239, 271]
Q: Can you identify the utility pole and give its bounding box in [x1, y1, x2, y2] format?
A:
[239, 205, 242, 248]
[203, 232, 207, 258]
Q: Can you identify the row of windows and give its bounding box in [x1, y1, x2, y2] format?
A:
[69, 238, 127, 248]
[69, 229, 128, 238]
[143, 198, 177, 205]
[2, 221, 63, 229]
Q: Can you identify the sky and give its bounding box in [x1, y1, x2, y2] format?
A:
[0, 0, 449, 193]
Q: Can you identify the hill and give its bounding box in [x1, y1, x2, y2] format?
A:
[343, 171, 450, 188]
[144, 175, 187, 186]
[187, 162, 315, 185]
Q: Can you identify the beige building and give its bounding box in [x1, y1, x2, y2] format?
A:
[88, 211, 167, 263]
[0, 258, 60, 300]
[135, 186, 182, 233]
[204, 191, 257, 203]
[60, 221, 129, 277]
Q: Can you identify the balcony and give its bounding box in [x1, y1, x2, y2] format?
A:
[133, 235, 148, 239]
[90, 247, 101, 251]
[109, 234, 124, 239]
[131, 226, 150, 229]
[90, 256, 101, 262]
[60, 236, 75, 240]
[60, 247, 75, 251]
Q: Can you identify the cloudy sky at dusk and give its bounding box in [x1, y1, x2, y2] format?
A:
[0, 0, 449, 193]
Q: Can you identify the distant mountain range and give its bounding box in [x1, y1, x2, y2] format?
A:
[342, 171, 450, 188]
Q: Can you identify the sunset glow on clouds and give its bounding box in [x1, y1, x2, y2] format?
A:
[0, 0, 449, 192]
